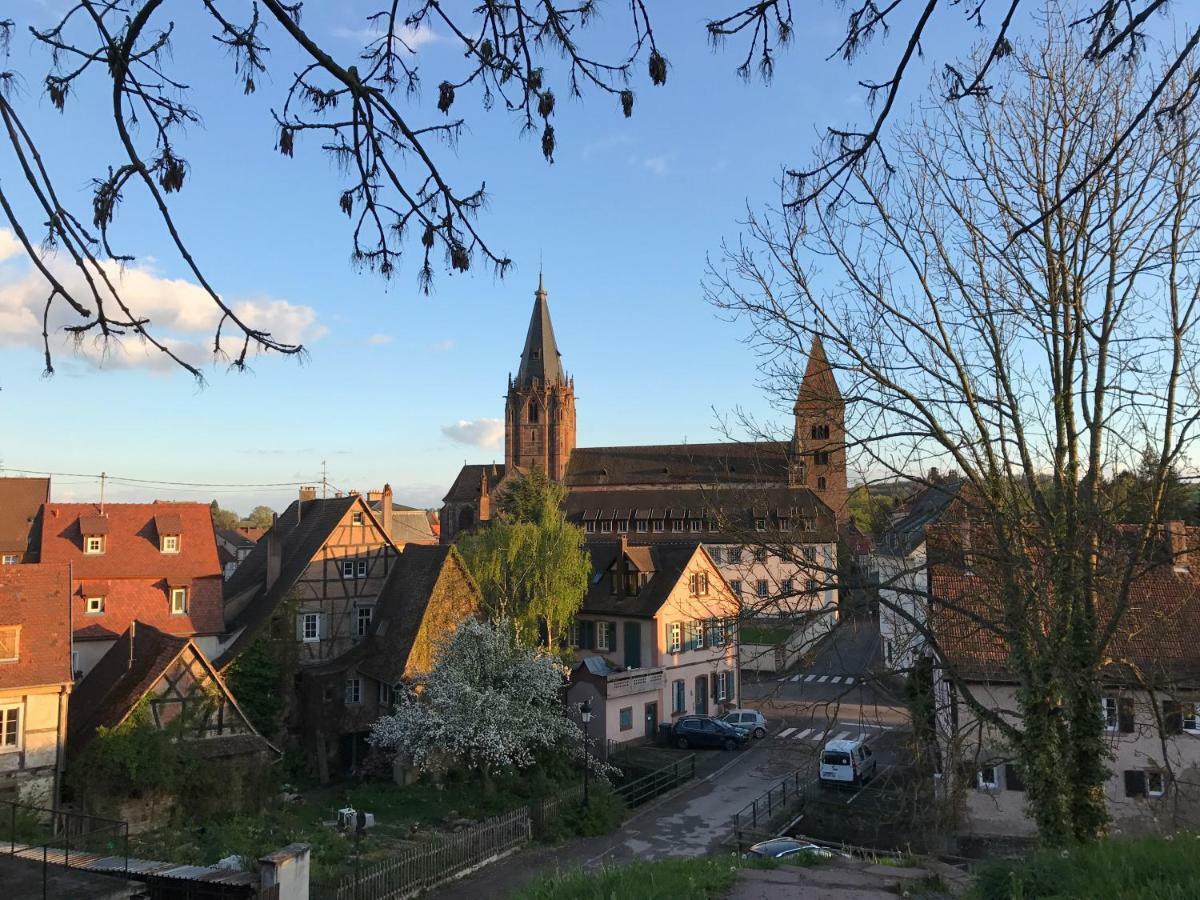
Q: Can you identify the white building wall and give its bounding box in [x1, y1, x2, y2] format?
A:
[876, 545, 928, 673]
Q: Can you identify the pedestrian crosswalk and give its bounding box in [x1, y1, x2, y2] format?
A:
[775, 673, 858, 685]
[772, 726, 875, 744]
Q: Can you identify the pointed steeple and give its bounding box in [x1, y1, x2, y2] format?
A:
[516, 276, 565, 386]
[795, 335, 842, 409]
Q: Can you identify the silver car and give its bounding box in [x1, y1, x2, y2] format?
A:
[722, 708, 768, 739]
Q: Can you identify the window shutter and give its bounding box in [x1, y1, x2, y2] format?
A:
[1163, 701, 1183, 735]
[1005, 763, 1026, 792]
[295, 614, 305, 641]
[1124, 769, 1147, 798]
[1118, 697, 1135, 734]
[727, 670, 736, 703]
[583, 620, 596, 650]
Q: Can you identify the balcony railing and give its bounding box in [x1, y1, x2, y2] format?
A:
[606, 667, 664, 698]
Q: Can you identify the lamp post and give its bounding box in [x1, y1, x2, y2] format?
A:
[580, 698, 593, 807]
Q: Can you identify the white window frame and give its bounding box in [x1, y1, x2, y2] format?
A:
[356, 559, 369, 578]
[1184, 703, 1200, 735]
[669, 622, 682, 654]
[1102, 696, 1118, 732]
[596, 621, 611, 652]
[754, 518, 766, 531]
[730, 579, 742, 597]
[652, 520, 664, 533]
[585, 521, 595, 534]
[351, 511, 364, 526]
[0, 704, 21, 752]
[301, 613, 320, 643]
[160, 534, 180, 554]
[379, 682, 394, 707]
[616, 520, 628, 534]
[345, 678, 362, 705]
[600, 520, 612, 534]
[170, 587, 188, 615]
[342, 560, 355, 578]
[977, 766, 999, 790]
[85, 596, 105, 614]
[635, 520, 648, 534]
[356, 606, 374, 637]
[672, 519, 683, 532]
[0, 626, 18, 662]
[569, 621, 581, 648]
[1147, 770, 1166, 797]
[698, 573, 709, 596]
[1, 554, 17, 565]
[689, 520, 702, 533]
[84, 535, 104, 555]
[716, 671, 729, 701]
[757, 579, 769, 599]
[707, 519, 719, 532]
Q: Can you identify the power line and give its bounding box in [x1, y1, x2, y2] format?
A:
[0, 466, 317, 490]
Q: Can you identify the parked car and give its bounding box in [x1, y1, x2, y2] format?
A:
[723, 708, 768, 738]
[818, 737, 877, 785]
[745, 838, 835, 861]
[671, 715, 748, 751]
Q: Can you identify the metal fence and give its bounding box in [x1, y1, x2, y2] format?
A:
[1, 798, 130, 879]
[731, 769, 813, 851]
[614, 754, 696, 807]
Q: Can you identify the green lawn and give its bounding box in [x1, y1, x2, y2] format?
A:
[970, 833, 1200, 900]
[514, 855, 780, 900]
[740, 624, 794, 645]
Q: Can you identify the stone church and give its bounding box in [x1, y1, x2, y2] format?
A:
[440, 278, 848, 619]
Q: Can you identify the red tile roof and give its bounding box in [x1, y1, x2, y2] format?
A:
[0, 476, 49, 559]
[39, 502, 224, 640]
[0, 563, 72, 689]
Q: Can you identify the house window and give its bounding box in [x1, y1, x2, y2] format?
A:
[342, 560, 355, 578]
[356, 606, 374, 637]
[685, 621, 701, 651]
[568, 621, 581, 648]
[351, 511, 364, 525]
[357, 559, 369, 578]
[301, 613, 320, 643]
[1147, 770, 1166, 797]
[755, 518, 766, 531]
[756, 579, 769, 599]
[161, 534, 180, 554]
[379, 683, 394, 707]
[707, 519, 719, 532]
[716, 671, 729, 701]
[585, 521, 595, 534]
[803, 546, 816, 562]
[0, 706, 20, 751]
[811, 424, 830, 440]
[1102, 696, 1118, 731]
[697, 573, 709, 595]
[754, 548, 767, 563]
[1184, 704, 1200, 734]
[636, 520, 648, 534]
[170, 587, 188, 615]
[669, 622, 682, 654]
[778, 517, 791, 531]
[1, 554, 17, 565]
[672, 519, 683, 531]
[814, 450, 830, 465]
[616, 520, 628, 534]
[600, 520, 612, 534]
[709, 548, 723, 565]
[86, 596, 105, 614]
[977, 766, 999, 790]
[817, 476, 827, 490]
[730, 579, 742, 597]
[689, 520, 702, 533]
[672, 679, 686, 714]
[708, 617, 725, 647]
[807, 578, 819, 593]
[84, 535, 104, 555]
[652, 520, 664, 533]
[345, 678, 362, 705]
[782, 578, 794, 594]
[619, 707, 634, 731]
[729, 548, 743, 563]
[596, 621, 612, 652]
[0, 626, 18, 662]
[799, 517, 814, 531]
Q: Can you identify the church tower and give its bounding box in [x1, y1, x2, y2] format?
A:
[504, 276, 576, 481]
[791, 336, 848, 521]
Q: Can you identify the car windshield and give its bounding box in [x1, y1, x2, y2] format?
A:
[822, 752, 851, 766]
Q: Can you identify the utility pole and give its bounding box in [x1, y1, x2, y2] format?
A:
[321, 460, 328, 499]
[99, 471, 106, 512]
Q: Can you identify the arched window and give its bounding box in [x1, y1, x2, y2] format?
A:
[528, 399, 540, 423]
[817, 476, 827, 490]
[457, 507, 475, 533]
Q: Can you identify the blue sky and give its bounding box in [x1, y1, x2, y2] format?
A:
[0, 2, 1001, 511]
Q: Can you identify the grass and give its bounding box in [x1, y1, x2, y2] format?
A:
[740, 624, 794, 645]
[514, 853, 799, 899]
[969, 832, 1200, 900]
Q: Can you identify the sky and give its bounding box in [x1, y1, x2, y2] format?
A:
[0, 1, 1053, 511]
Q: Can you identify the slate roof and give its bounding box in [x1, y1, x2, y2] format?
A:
[0, 563, 72, 689]
[443, 463, 507, 503]
[795, 335, 842, 408]
[928, 524, 1200, 685]
[565, 441, 795, 489]
[876, 479, 964, 557]
[516, 277, 565, 386]
[0, 476, 49, 558]
[310, 544, 477, 683]
[217, 495, 367, 666]
[366, 500, 439, 545]
[215, 527, 256, 551]
[562, 485, 837, 544]
[580, 541, 706, 618]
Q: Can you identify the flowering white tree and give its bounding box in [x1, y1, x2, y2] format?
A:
[369, 618, 595, 792]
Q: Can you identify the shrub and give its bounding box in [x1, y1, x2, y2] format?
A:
[551, 787, 626, 838]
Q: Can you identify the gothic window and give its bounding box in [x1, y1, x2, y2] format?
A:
[817, 476, 827, 490]
[811, 424, 830, 440]
[528, 399, 540, 423]
[457, 507, 475, 533]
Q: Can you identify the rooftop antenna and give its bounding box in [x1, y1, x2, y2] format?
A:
[99, 471, 106, 513]
[322, 460, 328, 499]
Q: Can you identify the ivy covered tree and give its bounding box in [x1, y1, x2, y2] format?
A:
[367, 618, 601, 794]
[456, 468, 590, 648]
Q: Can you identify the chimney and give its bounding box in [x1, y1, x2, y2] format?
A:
[128, 620, 137, 670]
[265, 517, 282, 592]
[380, 483, 393, 540]
[1166, 520, 1189, 571]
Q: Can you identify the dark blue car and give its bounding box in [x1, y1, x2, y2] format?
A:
[671, 715, 749, 751]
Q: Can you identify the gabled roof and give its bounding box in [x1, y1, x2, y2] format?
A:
[0, 476, 48, 556]
[876, 479, 964, 557]
[565, 441, 795, 488]
[0, 563, 71, 689]
[217, 495, 391, 667]
[443, 463, 506, 503]
[581, 541, 713, 618]
[311, 544, 480, 683]
[516, 277, 565, 387]
[67, 621, 276, 758]
[215, 527, 256, 551]
[39, 502, 221, 579]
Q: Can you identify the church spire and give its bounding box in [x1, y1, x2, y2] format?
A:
[517, 276, 564, 386]
[795, 335, 842, 410]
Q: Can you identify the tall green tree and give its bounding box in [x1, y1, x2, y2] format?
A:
[209, 500, 241, 531]
[245, 505, 277, 528]
[456, 470, 590, 648]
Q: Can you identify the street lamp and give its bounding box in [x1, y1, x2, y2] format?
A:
[580, 698, 593, 807]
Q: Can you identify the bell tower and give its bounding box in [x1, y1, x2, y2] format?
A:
[791, 335, 848, 521]
[504, 275, 576, 481]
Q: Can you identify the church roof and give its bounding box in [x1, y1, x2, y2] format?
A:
[564, 441, 793, 488]
[796, 335, 842, 409]
[443, 463, 506, 503]
[516, 276, 565, 387]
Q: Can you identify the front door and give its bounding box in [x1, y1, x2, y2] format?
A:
[624, 621, 641, 668]
[694, 675, 708, 715]
[644, 701, 658, 738]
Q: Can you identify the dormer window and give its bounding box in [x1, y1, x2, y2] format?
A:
[672, 519, 683, 532]
[689, 520, 702, 533]
[755, 518, 766, 531]
[86, 596, 105, 614]
[652, 520, 664, 533]
[635, 520, 648, 534]
[170, 587, 188, 615]
[161, 534, 180, 554]
[0, 626, 18, 662]
[84, 535, 105, 555]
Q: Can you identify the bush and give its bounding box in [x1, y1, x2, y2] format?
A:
[550, 787, 626, 838]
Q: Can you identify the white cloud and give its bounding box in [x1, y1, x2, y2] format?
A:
[367, 333, 394, 346]
[0, 249, 324, 374]
[441, 418, 503, 449]
[0, 229, 22, 264]
[640, 155, 669, 176]
[332, 22, 439, 51]
[429, 339, 455, 353]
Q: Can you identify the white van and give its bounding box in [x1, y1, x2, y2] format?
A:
[819, 737, 876, 785]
